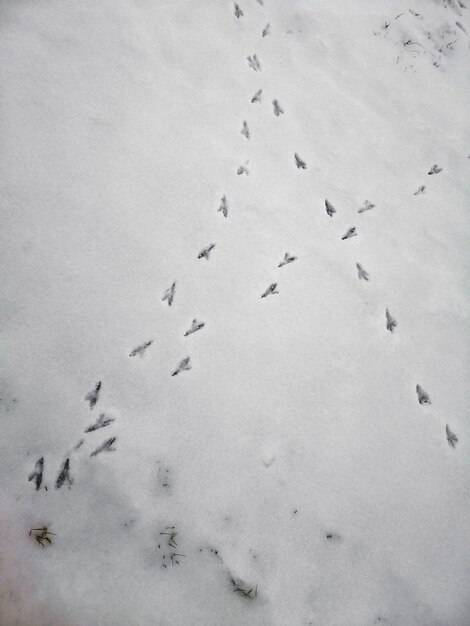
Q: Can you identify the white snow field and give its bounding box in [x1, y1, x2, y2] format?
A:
[1, 0, 469, 624]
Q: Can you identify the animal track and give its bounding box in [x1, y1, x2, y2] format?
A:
[247, 54, 262, 71]
[272, 99, 284, 116]
[172, 357, 192, 376]
[356, 263, 369, 280]
[413, 185, 425, 195]
[90, 437, 117, 457]
[325, 199, 336, 216]
[129, 340, 153, 357]
[251, 89, 262, 103]
[241, 121, 250, 139]
[358, 200, 375, 213]
[198, 243, 216, 260]
[28, 457, 44, 491]
[385, 308, 397, 332]
[261, 283, 279, 298]
[294, 153, 307, 169]
[162, 281, 176, 306]
[234, 3, 243, 18]
[428, 164, 442, 175]
[85, 381, 101, 410]
[84, 412, 115, 433]
[237, 162, 249, 176]
[184, 319, 205, 336]
[342, 227, 357, 240]
[56, 458, 73, 489]
[278, 252, 297, 267]
[218, 195, 228, 217]
[446, 424, 458, 448]
[416, 384, 431, 405]
[262, 23, 271, 37]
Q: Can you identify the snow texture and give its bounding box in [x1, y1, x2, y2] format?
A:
[1, 0, 470, 624]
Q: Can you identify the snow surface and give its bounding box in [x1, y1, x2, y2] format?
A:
[1, 0, 470, 624]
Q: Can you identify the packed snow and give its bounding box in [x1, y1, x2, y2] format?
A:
[1, 1, 469, 624]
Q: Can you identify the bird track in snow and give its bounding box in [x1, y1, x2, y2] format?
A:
[218, 195, 228, 217]
[356, 263, 369, 280]
[247, 55, 262, 71]
[184, 319, 205, 336]
[294, 153, 307, 169]
[278, 253, 297, 267]
[261, 283, 279, 298]
[85, 381, 101, 410]
[272, 99, 284, 116]
[198, 243, 216, 260]
[129, 340, 153, 357]
[325, 199, 336, 216]
[172, 357, 192, 376]
[162, 282, 176, 306]
[342, 227, 357, 240]
[251, 89, 262, 103]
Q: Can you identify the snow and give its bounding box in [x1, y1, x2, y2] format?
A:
[1, 0, 469, 624]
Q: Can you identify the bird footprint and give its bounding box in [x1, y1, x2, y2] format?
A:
[262, 23, 270, 37]
[234, 3, 243, 18]
[416, 384, 431, 405]
[241, 121, 250, 140]
[247, 54, 262, 71]
[358, 200, 375, 213]
[90, 437, 117, 457]
[162, 282, 176, 306]
[218, 195, 228, 217]
[428, 164, 442, 175]
[325, 199, 336, 216]
[278, 252, 297, 268]
[184, 319, 205, 336]
[341, 227, 357, 240]
[251, 89, 262, 103]
[129, 340, 153, 357]
[446, 424, 458, 448]
[85, 381, 101, 410]
[294, 153, 307, 169]
[198, 243, 216, 260]
[261, 283, 279, 298]
[385, 308, 397, 332]
[272, 99, 284, 116]
[172, 357, 192, 376]
[356, 263, 369, 280]
[84, 412, 115, 433]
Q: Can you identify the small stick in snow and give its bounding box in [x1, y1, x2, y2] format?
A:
[341, 227, 357, 240]
[358, 200, 375, 213]
[251, 89, 262, 103]
[218, 195, 228, 217]
[446, 424, 458, 448]
[28, 457, 44, 491]
[278, 252, 297, 268]
[272, 99, 284, 116]
[325, 199, 336, 217]
[84, 412, 115, 433]
[241, 121, 250, 140]
[294, 153, 307, 169]
[413, 185, 426, 195]
[356, 263, 369, 280]
[90, 437, 117, 457]
[162, 281, 176, 306]
[262, 23, 270, 37]
[198, 243, 216, 260]
[237, 162, 249, 176]
[85, 381, 101, 410]
[56, 458, 73, 489]
[172, 357, 192, 376]
[184, 319, 205, 336]
[261, 283, 279, 298]
[129, 340, 153, 357]
[385, 308, 397, 332]
[428, 164, 442, 175]
[234, 3, 243, 18]
[247, 54, 262, 71]
[416, 384, 431, 405]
